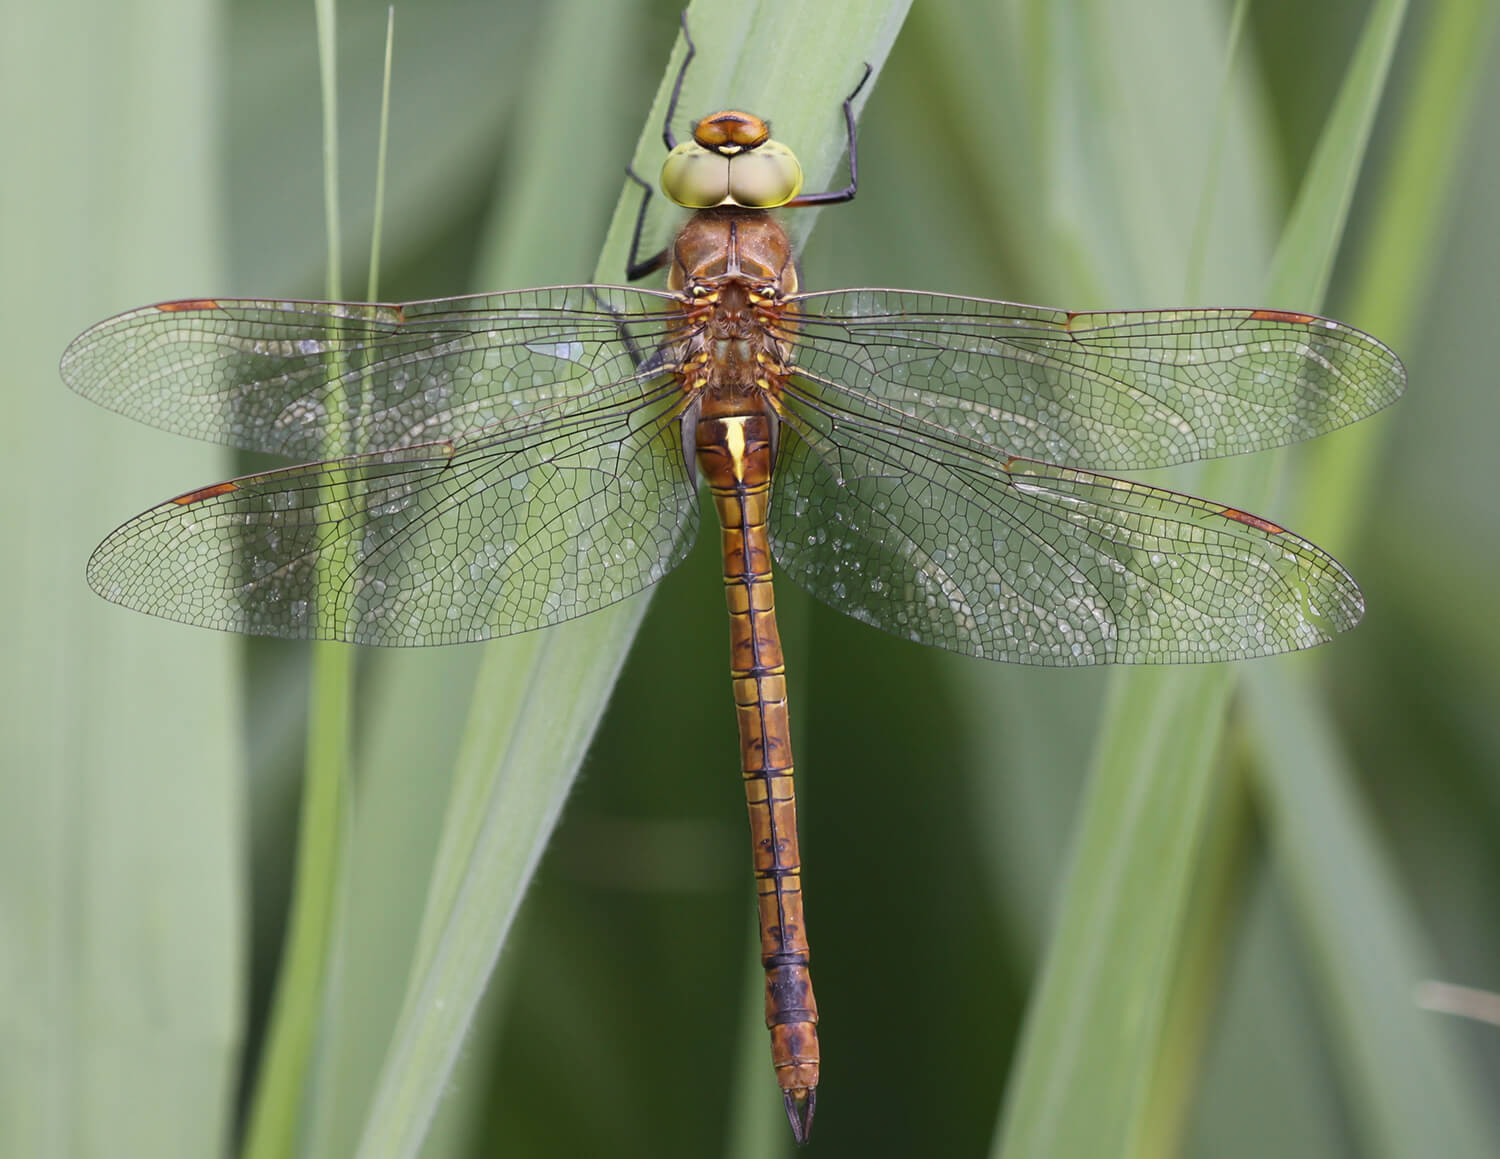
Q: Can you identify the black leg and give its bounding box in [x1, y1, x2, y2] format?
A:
[661, 10, 696, 151]
[785, 63, 872, 207]
[624, 166, 671, 282]
[627, 12, 698, 281]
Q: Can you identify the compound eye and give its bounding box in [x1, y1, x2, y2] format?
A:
[726, 140, 803, 208]
[661, 142, 731, 208]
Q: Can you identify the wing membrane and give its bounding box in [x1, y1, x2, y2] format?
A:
[87, 380, 698, 645]
[61, 287, 688, 458]
[770, 377, 1362, 665]
[782, 290, 1404, 471]
[69, 282, 1393, 658]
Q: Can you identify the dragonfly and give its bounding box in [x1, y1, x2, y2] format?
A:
[62, 17, 1403, 1145]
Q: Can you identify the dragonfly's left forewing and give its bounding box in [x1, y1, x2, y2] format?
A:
[87, 378, 699, 645]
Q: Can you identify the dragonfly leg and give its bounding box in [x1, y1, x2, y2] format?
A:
[661, 10, 696, 151]
[625, 166, 671, 281]
[626, 10, 694, 281]
[784, 62, 872, 207]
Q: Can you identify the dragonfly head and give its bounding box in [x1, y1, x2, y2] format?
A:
[662, 110, 805, 210]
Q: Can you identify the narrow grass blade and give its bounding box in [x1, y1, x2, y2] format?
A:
[242, 5, 357, 1156]
[1299, 0, 1499, 537]
[1263, 0, 1408, 307]
[317, 0, 345, 303]
[366, 7, 396, 304]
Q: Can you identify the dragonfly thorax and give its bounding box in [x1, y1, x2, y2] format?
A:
[667, 209, 797, 411]
[668, 207, 798, 296]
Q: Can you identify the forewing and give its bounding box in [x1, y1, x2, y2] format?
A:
[61, 286, 686, 458]
[783, 291, 1404, 470]
[86, 380, 698, 645]
[769, 379, 1362, 665]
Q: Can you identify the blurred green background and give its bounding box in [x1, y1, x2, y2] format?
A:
[4, 0, 1498, 1156]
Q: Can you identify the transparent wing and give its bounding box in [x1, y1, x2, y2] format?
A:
[769, 378, 1362, 665]
[61, 287, 688, 458]
[86, 379, 698, 645]
[782, 291, 1404, 470]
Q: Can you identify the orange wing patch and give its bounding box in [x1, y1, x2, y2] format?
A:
[1219, 507, 1285, 535]
[155, 299, 221, 312]
[171, 481, 239, 506]
[1249, 309, 1316, 325]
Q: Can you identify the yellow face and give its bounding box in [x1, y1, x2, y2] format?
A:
[660, 110, 805, 209]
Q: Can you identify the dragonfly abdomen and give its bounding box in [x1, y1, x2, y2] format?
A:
[697, 408, 820, 1142]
